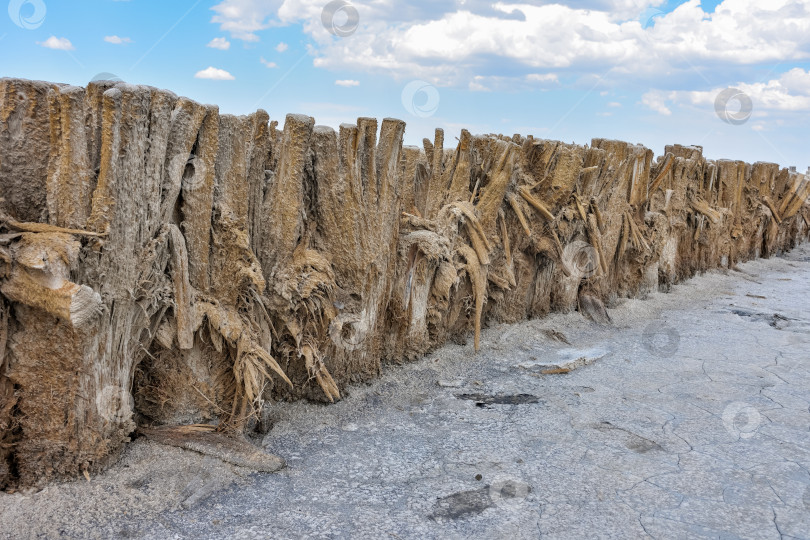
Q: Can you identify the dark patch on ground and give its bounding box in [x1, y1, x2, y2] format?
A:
[455, 393, 541, 407]
[728, 308, 795, 330]
[430, 487, 493, 520]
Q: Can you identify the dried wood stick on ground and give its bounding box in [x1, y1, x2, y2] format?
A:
[138, 425, 285, 472]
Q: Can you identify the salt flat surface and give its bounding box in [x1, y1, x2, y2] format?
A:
[2, 244, 809, 539]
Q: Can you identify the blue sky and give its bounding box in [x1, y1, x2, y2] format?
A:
[2, 0, 809, 170]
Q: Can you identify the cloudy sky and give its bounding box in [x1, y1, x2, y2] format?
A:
[2, 0, 809, 169]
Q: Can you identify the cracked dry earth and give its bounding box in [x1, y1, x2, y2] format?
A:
[2, 244, 810, 539]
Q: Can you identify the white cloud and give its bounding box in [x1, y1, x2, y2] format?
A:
[207, 37, 231, 50]
[209, 0, 810, 89]
[276, 41, 288, 52]
[104, 35, 132, 45]
[641, 90, 675, 115]
[335, 79, 360, 87]
[194, 66, 235, 80]
[526, 73, 559, 84]
[260, 57, 277, 68]
[778, 67, 810, 95]
[38, 36, 74, 50]
[643, 68, 810, 116]
[210, 0, 283, 42]
[608, 101, 622, 107]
